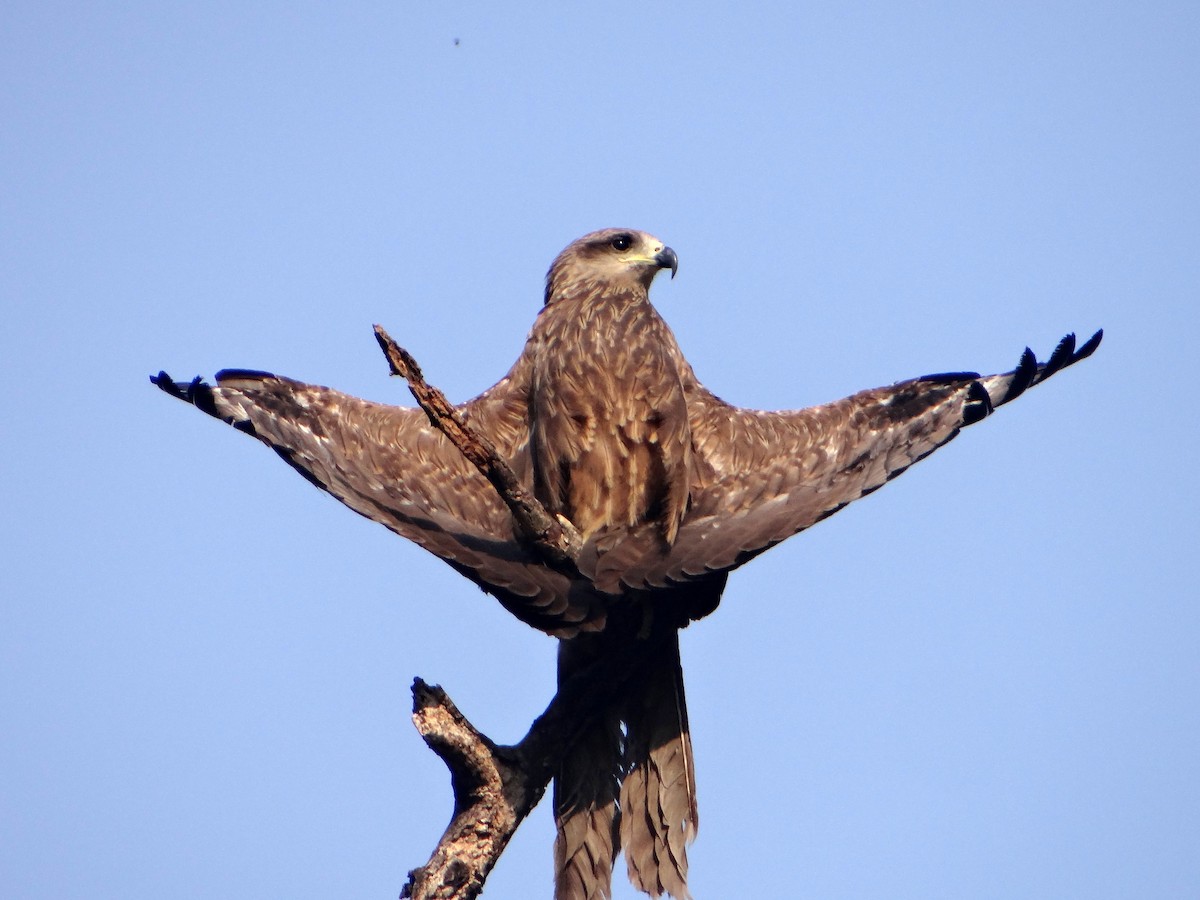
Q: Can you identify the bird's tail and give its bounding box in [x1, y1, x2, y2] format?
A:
[553, 629, 697, 900]
[619, 631, 696, 900]
[554, 637, 624, 900]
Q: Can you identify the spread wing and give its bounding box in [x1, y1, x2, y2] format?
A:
[581, 330, 1103, 593]
[151, 362, 612, 635]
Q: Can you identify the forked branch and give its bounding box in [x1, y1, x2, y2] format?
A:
[401, 646, 649, 900]
[376, 325, 613, 900]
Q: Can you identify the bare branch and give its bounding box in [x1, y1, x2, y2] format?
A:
[399, 629, 658, 900]
[373, 324, 581, 564]
[400, 679, 535, 900]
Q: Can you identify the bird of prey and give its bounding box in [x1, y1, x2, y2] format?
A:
[153, 228, 1101, 900]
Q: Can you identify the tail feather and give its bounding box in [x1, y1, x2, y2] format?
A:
[554, 629, 697, 900]
[555, 641, 623, 900]
[553, 797, 620, 900]
[620, 633, 696, 900]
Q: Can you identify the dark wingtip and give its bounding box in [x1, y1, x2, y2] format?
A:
[151, 371, 193, 401]
[151, 371, 219, 416]
[1002, 348, 1038, 404]
[1040, 332, 1077, 380]
[1075, 328, 1103, 360]
[1030, 328, 1102, 388]
[961, 380, 993, 426]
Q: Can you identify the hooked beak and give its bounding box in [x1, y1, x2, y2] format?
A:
[654, 246, 679, 279]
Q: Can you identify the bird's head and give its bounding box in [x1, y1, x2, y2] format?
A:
[544, 229, 678, 306]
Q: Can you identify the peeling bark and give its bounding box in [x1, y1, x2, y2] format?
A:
[400, 646, 645, 900]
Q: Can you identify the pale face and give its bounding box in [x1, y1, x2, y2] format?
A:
[545, 229, 679, 303]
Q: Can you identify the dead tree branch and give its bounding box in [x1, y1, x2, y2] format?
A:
[399, 680, 531, 900]
[400, 643, 650, 900]
[373, 324, 581, 564]
[375, 324, 617, 899]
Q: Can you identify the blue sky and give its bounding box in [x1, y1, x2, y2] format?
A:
[2, 2, 1196, 898]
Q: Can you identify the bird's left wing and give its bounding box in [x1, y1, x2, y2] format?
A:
[581, 331, 1102, 594]
[152, 364, 611, 635]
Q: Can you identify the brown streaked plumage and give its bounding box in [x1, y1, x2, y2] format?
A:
[153, 228, 1101, 900]
[533, 231, 691, 548]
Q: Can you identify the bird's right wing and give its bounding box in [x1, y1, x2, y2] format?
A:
[581, 331, 1102, 594]
[152, 363, 610, 635]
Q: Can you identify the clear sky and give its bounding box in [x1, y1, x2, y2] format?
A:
[2, 3, 1197, 898]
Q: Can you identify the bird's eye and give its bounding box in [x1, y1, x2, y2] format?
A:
[611, 234, 632, 252]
